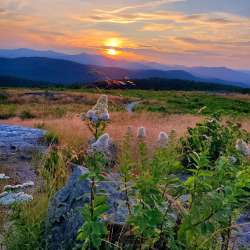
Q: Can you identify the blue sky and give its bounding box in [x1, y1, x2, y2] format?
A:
[0, 0, 249, 68]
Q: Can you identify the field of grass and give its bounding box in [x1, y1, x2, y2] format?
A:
[1, 88, 250, 249]
[1, 88, 250, 118]
[1, 88, 250, 147]
[101, 89, 250, 117]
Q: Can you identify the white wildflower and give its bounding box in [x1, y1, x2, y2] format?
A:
[158, 131, 169, 146]
[91, 133, 110, 151]
[84, 95, 110, 123]
[137, 127, 146, 139]
[236, 139, 250, 157]
[99, 110, 110, 121]
[0, 173, 10, 180]
[92, 95, 108, 116]
[86, 110, 99, 123]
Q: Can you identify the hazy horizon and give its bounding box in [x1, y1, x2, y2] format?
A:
[0, 0, 250, 69]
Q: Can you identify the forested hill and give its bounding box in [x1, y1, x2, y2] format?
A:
[89, 78, 250, 93]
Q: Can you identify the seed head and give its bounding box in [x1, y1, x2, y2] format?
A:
[84, 95, 110, 123]
[158, 131, 169, 146]
[137, 127, 146, 139]
[91, 133, 110, 151]
[236, 139, 250, 157]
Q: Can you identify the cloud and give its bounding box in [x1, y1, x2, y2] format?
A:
[94, 0, 185, 14]
[0, 0, 250, 68]
[142, 23, 173, 31]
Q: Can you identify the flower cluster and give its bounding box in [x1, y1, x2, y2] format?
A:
[158, 131, 169, 146]
[136, 127, 170, 146]
[84, 95, 110, 123]
[137, 127, 146, 139]
[91, 133, 110, 152]
[236, 139, 250, 156]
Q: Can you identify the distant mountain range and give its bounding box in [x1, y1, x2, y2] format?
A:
[0, 57, 203, 84]
[0, 48, 249, 87]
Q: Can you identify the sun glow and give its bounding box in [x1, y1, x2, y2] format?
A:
[106, 48, 119, 56]
[104, 38, 121, 48]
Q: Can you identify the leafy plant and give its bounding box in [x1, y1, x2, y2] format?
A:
[77, 95, 110, 249]
[44, 131, 59, 145]
[128, 135, 183, 249]
[181, 113, 249, 168]
[77, 152, 109, 249]
[5, 194, 48, 250]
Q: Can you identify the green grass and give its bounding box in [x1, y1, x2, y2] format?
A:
[101, 89, 250, 117]
[1, 88, 250, 119]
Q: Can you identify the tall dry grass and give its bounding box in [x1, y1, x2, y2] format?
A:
[1, 112, 204, 146]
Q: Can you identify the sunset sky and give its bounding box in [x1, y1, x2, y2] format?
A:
[0, 0, 250, 69]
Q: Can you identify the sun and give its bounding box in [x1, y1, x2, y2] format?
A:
[106, 48, 119, 56]
[104, 38, 122, 56]
[104, 38, 121, 48]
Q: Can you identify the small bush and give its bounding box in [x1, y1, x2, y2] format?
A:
[180, 113, 250, 168]
[44, 131, 59, 145]
[19, 110, 35, 120]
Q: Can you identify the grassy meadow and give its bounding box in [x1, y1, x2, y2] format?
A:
[1, 88, 250, 145]
[1, 87, 250, 249]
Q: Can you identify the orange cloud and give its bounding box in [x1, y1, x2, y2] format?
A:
[0, 0, 250, 68]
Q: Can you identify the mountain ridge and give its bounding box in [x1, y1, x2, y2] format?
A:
[0, 48, 249, 87]
[0, 56, 248, 88]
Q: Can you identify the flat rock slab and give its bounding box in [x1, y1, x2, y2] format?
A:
[0, 124, 46, 201]
[0, 124, 45, 161]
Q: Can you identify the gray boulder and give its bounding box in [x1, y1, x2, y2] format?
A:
[45, 164, 128, 250]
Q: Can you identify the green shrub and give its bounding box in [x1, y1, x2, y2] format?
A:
[19, 110, 35, 120]
[180, 113, 250, 168]
[44, 131, 59, 145]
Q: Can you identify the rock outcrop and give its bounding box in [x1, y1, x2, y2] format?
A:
[0, 124, 45, 161]
[0, 125, 45, 206]
[45, 164, 128, 250]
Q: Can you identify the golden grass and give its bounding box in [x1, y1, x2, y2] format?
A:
[1, 112, 204, 146]
[0, 89, 129, 120]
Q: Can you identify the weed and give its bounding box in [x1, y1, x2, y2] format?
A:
[4, 193, 48, 250]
